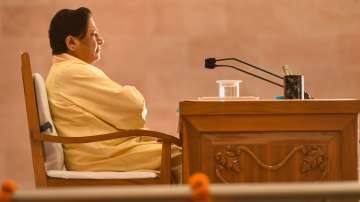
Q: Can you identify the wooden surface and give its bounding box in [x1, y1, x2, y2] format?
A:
[179, 100, 360, 183]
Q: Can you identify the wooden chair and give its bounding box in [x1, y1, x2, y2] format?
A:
[20, 52, 181, 187]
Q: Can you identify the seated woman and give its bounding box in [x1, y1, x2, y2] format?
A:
[46, 7, 181, 176]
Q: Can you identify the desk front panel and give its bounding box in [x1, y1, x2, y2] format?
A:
[181, 114, 357, 183]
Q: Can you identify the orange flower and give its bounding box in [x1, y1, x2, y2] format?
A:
[188, 173, 212, 202]
[0, 180, 17, 202]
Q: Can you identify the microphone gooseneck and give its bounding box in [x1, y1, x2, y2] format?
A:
[204, 57, 283, 88]
[217, 64, 284, 88]
[216, 58, 284, 80]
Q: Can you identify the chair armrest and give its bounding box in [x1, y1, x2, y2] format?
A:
[40, 129, 181, 146]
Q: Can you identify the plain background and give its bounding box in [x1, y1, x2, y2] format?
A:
[0, 0, 360, 188]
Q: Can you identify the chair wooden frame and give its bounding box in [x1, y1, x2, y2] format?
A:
[21, 52, 181, 187]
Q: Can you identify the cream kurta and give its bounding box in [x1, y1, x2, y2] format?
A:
[46, 53, 176, 171]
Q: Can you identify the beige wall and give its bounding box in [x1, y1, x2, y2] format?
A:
[1, 0, 360, 188]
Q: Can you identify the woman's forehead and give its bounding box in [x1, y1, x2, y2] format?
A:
[88, 17, 97, 30]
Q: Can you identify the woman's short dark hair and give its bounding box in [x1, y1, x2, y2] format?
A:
[49, 7, 92, 55]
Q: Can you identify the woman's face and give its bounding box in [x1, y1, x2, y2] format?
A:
[71, 17, 104, 64]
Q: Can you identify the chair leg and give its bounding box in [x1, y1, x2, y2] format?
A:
[160, 141, 171, 184]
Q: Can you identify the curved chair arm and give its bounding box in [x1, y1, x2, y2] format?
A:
[39, 129, 182, 147]
[40, 129, 180, 184]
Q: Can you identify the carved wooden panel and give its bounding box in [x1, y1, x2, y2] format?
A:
[199, 132, 339, 183]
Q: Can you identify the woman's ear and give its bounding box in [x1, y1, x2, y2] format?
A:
[65, 36, 78, 51]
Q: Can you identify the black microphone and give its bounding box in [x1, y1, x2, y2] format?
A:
[205, 58, 217, 69]
[204, 57, 312, 99]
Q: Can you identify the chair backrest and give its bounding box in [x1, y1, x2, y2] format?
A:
[33, 73, 65, 171]
[21, 52, 62, 187]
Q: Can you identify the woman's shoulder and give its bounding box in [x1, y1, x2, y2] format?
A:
[51, 60, 99, 78]
[50, 53, 103, 77]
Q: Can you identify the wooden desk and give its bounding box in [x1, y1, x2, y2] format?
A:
[179, 99, 360, 183]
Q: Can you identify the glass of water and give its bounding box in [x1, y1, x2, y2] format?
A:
[216, 80, 242, 98]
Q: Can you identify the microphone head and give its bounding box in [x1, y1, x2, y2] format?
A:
[205, 58, 217, 69]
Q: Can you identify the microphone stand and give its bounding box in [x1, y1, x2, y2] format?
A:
[216, 64, 284, 88]
[216, 58, 284, 80]
[205, 58, 312, 99]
